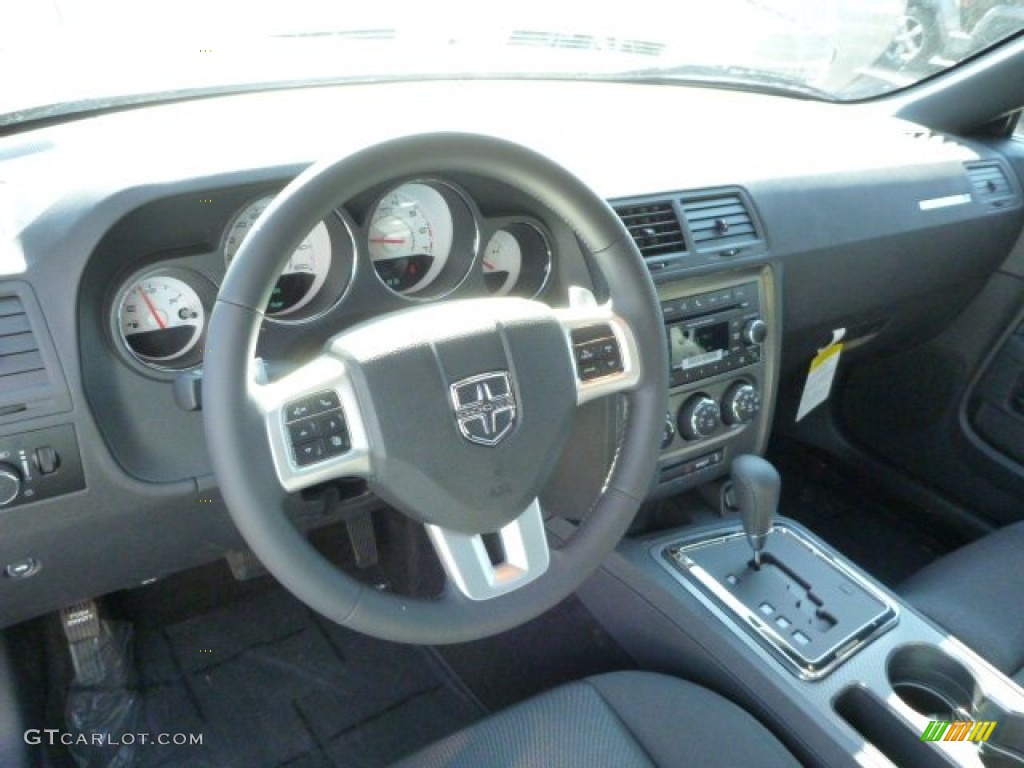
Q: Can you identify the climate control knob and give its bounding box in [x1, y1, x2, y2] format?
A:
[661, 414, 677, 449]
[722, 381, 762, 425]
[678, 395, 721, 441]
[0, 463, 22, 506]
[743, 318, 768, 345]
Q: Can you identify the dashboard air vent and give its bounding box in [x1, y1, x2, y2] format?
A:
[612, 201, 687, 260]
[966, 161, 1016, 207]
[680, 191, 760, 252]
[0, 296, 47, 393]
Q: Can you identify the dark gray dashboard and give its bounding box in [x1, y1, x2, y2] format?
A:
[0, 79, 1020, 629]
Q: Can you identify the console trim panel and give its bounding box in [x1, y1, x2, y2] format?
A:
[657, 522, 900, 680]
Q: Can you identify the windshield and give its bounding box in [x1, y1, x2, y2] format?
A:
[5, 0, 1024, 125]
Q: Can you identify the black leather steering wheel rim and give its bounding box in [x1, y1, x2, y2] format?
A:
[202, 133, 667, 644]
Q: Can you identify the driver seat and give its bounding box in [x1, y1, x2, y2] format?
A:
[393, 670, 801, 767]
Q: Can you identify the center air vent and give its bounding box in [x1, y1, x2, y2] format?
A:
[612, 201, 686, 260]
[680, 191, 760, 253]
[966, 161, 1017, 208]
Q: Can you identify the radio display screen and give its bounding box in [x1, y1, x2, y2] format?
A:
[669, 321, 730, 370]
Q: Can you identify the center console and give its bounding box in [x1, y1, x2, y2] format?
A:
[650, 266, 778, 497]
[575, 456, 1024, 768]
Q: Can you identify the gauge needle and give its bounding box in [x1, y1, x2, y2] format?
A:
[483, 259, 496, 270]
[137, 287, 167, 330]
[370, 238, 407, 244]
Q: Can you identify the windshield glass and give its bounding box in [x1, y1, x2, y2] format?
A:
[5, 0, 1024, 125]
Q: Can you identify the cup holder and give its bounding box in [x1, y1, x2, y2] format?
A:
[887, 644, 983, 721]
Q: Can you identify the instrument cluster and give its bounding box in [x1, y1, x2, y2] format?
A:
[108, 179, 556, 372]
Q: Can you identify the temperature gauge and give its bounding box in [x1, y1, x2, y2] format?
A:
[115, 271, 206, 369]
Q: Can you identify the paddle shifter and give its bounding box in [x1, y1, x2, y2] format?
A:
[731, 455, 781, 568]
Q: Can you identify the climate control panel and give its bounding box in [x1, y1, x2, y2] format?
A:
[676, 379, 761, 443]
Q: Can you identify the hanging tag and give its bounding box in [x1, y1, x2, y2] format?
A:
[796, 329, 846, 422]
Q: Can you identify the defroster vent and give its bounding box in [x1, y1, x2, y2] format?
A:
[613, 201, 687, 260]
[680, 191, 760, 253]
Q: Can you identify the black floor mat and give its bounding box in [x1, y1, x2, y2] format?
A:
[768, 441, 953, 588]
[85, 587, 482, 768]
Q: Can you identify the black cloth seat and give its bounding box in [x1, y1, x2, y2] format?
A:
[901, 521, 1024, 686]
[393, 670, 801, 767]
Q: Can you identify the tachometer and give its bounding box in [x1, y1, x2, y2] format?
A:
[225, 195, 332, 318]
[116, 272, 205, 367]
[368, 182, 454, 295]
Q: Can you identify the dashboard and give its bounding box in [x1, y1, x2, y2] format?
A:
[0, 78, 1021, 629]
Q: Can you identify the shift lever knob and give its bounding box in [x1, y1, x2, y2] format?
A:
[731, 455, 780, 567]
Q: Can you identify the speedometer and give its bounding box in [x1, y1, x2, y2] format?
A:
[368, 183, 454, 295]
[224, 195, 332, 318]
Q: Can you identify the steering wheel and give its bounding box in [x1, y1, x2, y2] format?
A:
[203, 133, 667, 644]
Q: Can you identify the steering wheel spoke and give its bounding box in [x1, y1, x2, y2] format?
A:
[556, 289, 643, 405]
[254, 354, 372, 492]
[426, 499, 550, 601]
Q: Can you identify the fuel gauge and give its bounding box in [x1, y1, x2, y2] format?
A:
[482, 222, 551, 298]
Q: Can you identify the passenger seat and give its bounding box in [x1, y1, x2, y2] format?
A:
[901, 521, 1024, 687]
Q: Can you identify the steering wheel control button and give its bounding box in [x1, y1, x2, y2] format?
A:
[571, 326, 623, 382]
[323, 432, 351, 456]
[285, 399, 317, 422]
[283, 391, 350, 467]
[293, 440, 326, 466]
[316, 412, 346, 436]
[288, 420, 319, 444]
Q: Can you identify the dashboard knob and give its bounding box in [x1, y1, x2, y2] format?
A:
[661, 413, 677, 449]
[678, 395, 721, 441]
[722, 381, 762, 425]
[743, 318, 768, 345]
[0, 463, 22, 507]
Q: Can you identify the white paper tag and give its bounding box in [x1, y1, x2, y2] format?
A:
[796, 330, 845, 422]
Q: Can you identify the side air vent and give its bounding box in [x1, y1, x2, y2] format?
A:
[966, 161, 1017, 208]
[613, 201, 687, 260]
[680, 191, 760, 253]
[0, 285, 70, 423]
[0, 296, 48, 393]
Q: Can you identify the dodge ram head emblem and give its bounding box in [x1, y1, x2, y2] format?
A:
[450, 372, 517, 446]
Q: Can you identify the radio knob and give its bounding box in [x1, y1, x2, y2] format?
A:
[743, 318, 768, 345]
[0, 463, 22, 506]
[722, 382, 762, 425]
[678, 395, 721, 441]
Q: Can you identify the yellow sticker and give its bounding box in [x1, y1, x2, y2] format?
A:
[796, 340, 844, 422]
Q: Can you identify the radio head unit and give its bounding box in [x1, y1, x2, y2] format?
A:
[663, 281, 764, 387]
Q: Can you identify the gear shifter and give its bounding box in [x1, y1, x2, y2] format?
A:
[730, 455, 781, 568]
